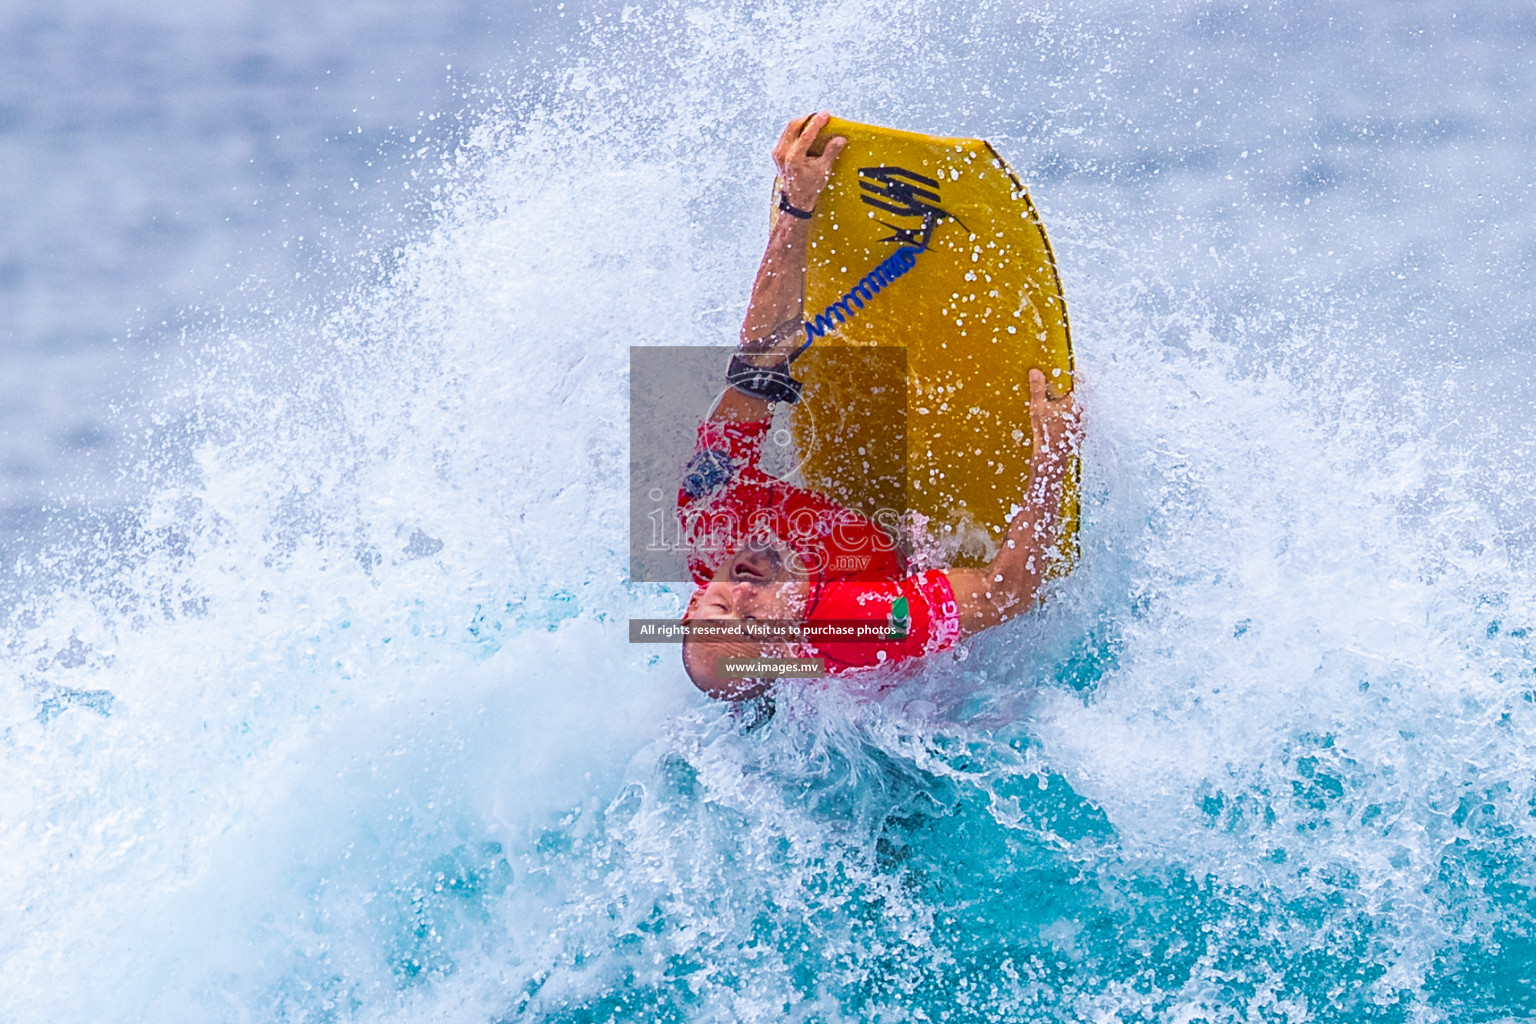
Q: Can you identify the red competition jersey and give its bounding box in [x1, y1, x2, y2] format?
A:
[678, 416, 960, 673]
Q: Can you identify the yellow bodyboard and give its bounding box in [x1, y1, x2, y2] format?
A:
[782, 118, 1077, 568]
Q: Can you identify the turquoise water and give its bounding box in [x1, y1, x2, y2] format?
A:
[5, 1, 1536, 1021]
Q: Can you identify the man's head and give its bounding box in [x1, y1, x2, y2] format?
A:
[681, 536, 813, 699]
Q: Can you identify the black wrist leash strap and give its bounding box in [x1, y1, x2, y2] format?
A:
[777, 192, 815, 220]
[726, 352, 803, 405]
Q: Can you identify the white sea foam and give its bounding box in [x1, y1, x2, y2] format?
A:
[4, 0, 1535, 1020]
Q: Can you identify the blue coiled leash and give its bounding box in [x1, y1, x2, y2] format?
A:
[731, 210, 932, 405]
[790, 245, 924, 362]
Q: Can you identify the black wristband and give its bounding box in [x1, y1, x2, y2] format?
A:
[777, 192, 815, 221]
[727, 352, 803, 405]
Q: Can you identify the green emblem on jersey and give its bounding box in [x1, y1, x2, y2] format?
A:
[886, 596, 910, 641]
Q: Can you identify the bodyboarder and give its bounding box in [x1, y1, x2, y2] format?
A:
[679, 113, 1081, 700]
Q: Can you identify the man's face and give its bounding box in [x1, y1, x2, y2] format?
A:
[685, 536, 812, 624]
[680, 536, 813, 699]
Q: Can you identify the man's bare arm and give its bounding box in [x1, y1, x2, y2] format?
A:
[947, 369, 1081, 637]
[711, 113, 846, 425]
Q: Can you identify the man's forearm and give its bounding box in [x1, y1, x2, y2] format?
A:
[707, 215, 813, 426]
[710, 114, 843, 425]
[741, 213, 813, 349]
[948, 452, 1070, 635]
[989, 466, 1068, 609]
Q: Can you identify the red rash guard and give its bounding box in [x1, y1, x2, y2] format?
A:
[679, 416, 960, 673]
